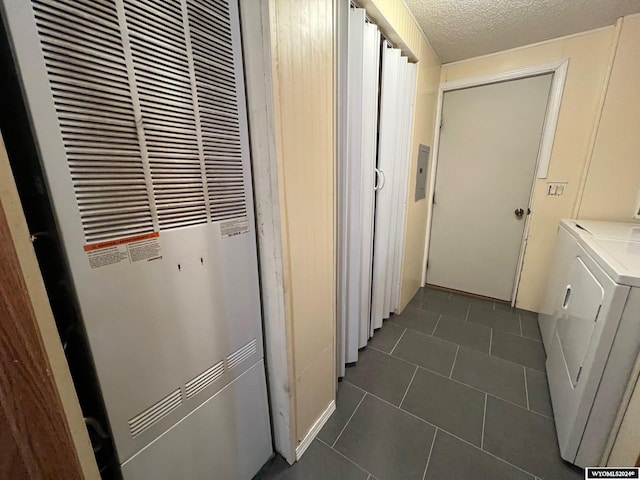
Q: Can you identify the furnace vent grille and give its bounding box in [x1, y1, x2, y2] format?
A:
[185, 360, 225, 398]
[227, 338, 257, 370]
[31, 0, 249, 243]
[128, 388, 182, 438]
[186, 0, 247, 222]
[32, 0, 154, 243]
[124, 0, 208, 230]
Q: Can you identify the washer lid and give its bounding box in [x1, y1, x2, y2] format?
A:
[585, 238, 640, 287]
[560, 219, 640, 287]
[572, 220, 640, 242]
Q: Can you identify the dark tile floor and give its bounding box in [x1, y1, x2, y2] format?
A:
[255, 287, 584, 480]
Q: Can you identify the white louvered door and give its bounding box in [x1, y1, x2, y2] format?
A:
[3, 0, 272, 478]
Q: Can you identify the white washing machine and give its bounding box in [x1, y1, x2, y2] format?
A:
[539, 219, 640, 467]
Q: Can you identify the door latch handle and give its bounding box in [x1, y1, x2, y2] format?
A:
[515, 208, 525, 217]
[562, 285, 572, 309]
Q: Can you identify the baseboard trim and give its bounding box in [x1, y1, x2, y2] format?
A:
[295, 400, 336, 461]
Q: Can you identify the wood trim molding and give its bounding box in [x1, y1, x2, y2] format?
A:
[0, 191, 84, 478]
[0, 133, 99, 478]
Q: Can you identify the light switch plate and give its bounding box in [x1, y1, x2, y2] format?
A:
[546, 182, 567, 196]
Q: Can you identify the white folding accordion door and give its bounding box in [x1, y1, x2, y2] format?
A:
[371, 43, 417, 332]
[341, 8, 380, 364]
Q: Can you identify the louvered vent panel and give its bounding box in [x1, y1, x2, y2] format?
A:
[32, 0, 154, 243]
[227, 338, 257, 370]
[127, 388, 182, 437]
[185, 360, 224, 398]
[124, 0, 207, 230]
[186, 0, 247, 222]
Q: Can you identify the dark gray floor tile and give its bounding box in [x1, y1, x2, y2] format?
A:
[408, 287, 449, 310]
[491, 330, 546, 371]
[334, 395, 435, 480]
[421, 295, 470, 319]
[256, 440, 368, 480]
[516, 308, 538, 318]
[253, 453, 290, 479]
[494, 301, 515, 312]
[526, 368, 553, 418]
[484, 396, 583, 480]
[368, 321, 405, 353]
[390, 307, 439, 335]
[520, 315, 542, 342]
[392, 329, 457, 376]
[424, 286, 451, 300]
[449, 292, 495, 308]
[344, 348, 415, 405]
[318, 382, 366, 445]
[407, 294, 424, 310]
[468, 304, 521, 335]
[433, 315, 491, 354]
[452, 347, 527, 407]
[401, 368, 485, 446]
[425, 430, 533, 480]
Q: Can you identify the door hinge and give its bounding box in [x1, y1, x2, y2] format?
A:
[432, 192, 436, 205]
[595, 304, 602, 322]
[426, 260, 429, 270]
[576, 365, 583, 383]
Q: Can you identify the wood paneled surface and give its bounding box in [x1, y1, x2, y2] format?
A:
[269, 0, 336, 442]
[0, 197, 84, 479]
[578, 14, 640, 222]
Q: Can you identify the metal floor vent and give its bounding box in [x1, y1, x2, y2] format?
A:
[128, 389, 182, 438]
[227, 338, 257, 370]
[185, 360, 225, 398]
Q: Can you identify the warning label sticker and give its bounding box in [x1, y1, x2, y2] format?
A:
[220, 216, 250, 239]
[84, 232, 162, 270]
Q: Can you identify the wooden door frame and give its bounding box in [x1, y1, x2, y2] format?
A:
[0, 134, 99, 478]
[420, 60, 569, 306]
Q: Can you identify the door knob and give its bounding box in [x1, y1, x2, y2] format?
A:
[514, 208, 525, 217]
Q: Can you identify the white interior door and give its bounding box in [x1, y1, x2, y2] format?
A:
[371, 43, 399, 332]
[384, 56, 407, 316]
[358, 22, 381, 347]
[339, 9, 380, 366]
[427, 74, 553, 301]
[390, 62, 416, 312]
[343, 8, 366, 363]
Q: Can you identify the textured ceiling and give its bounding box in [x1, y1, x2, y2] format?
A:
[404, 0, 640, 63]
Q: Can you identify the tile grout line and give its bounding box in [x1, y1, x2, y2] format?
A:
[523, 367, 530, 410]
[489, 329, 493, 355]
[518, 314, 523, 336]
[389, 328, 407, 355]
[464, 303, 471, 322]
[422, 428, 438, 480]
[317, 437, 375, 478]
[340, 380, 541, 478]
[481, 393, 487, 449]
[449, 345, 460, 378]
[364, 345, 546, 412]
[399, 365, 419, 408]
[331, 392, 367, 448]
[497, 328, 543, 344]
[430, 314, 442, 336]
